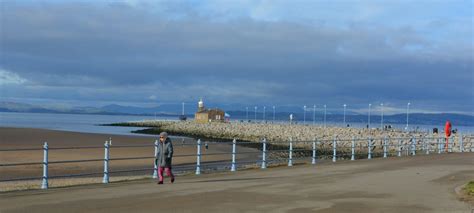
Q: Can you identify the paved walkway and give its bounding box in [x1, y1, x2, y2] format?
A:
[1, 153, 473, 213]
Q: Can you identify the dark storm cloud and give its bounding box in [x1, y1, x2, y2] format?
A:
[0, 1, 472, 113]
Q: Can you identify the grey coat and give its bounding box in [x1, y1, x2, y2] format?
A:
[155, 138, 173, 168]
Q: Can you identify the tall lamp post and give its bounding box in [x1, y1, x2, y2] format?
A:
[246, 107, 249, 121]
[380, 103, 384, 130]
[406, 102, 411, 131]
[272, 106, 275, 123]
[368, 103, 372, 129]
[323, 105, 327, 128]
[343, 104, 347, 127]
[254, 106, 257, 122]
[313, 105, 316, 126]
[263, 106, 266, 122]
[303, 105, 306, 125]
[181, 102, 185, 117]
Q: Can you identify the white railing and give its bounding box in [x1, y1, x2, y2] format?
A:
[1, 134, 473, 190]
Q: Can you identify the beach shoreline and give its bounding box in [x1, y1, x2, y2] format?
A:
[0, 127, 260, 191]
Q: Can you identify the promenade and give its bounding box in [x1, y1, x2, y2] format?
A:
[1, 153, 472, 213]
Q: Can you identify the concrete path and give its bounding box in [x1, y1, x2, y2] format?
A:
[1, 153, 473, 213]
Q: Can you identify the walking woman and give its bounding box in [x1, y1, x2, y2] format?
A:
[156, 132, 175, 184]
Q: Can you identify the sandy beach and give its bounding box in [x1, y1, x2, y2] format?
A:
[0, 127, 259, 191]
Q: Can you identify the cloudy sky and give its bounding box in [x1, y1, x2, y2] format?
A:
[0, 0, 472, 114]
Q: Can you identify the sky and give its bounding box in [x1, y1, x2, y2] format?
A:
[0, 0, 473, 115]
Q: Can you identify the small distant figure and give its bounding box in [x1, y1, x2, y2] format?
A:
[155, 132, 175, 184]
[444, 120, 452, 152]
[433, 128, 438, 134]
[205, 142, 209, 150]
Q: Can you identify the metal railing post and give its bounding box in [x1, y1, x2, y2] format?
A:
[397, 139, 402, 157]
[368, 137, 372, 160]
[261, 138, 267, 169]
[231, 138, 236, 172]
[288, 137, 293, 167]
[351, 137, 355, 161]
[469, 137, 474, 152]
[459, 134, 463, 153]
[196, 139, 201, 175]
[41, 142, 49, 189]
[102, 140, 110, 184]
[312, 138, 317, 164]
[420, 137, 425, 154]
[448, 136, 453, 153]
[332, 136, 337, 162]
[383, 136, 387, 158]
[425, 137, 429, 155]
[438, 137, 442, 154]
[152, 140, 158, 179]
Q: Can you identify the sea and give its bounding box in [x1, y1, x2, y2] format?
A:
[0, 112, 176, 137]
[1, 112, 473, 136]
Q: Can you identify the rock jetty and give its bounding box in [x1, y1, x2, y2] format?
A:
[109, 120, 469, 153]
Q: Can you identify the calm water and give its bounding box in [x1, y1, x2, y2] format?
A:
[0, 112, 177, 137]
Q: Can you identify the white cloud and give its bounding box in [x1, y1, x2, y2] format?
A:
[0, 69, 27, 85]
[0, 1, 472, 114]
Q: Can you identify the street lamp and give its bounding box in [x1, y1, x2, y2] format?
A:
[182, 102, 185, 116]
[263, 106, 266, 122]
[303, 105, 306, 125]
[368, 103, 372, 129]
[343, 104, 347, 127]
[380, 103, 384, 130]
[254, 106, 257, 122]
[406, 102, 411, 131]
[246, 107, 249, 121]
[313, 105, 316, 126]
[323, 105, 327, 128]
[272, 106, 275, 122]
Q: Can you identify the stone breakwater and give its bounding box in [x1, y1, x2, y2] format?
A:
[109, 120, 472, 153]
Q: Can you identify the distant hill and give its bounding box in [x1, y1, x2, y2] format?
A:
[100, 104, 180, 115]
[0, 102, 59, 113]
[1, 101, 472, 126]
[0, 102, 177, 116]
[225, 111, 474, 126]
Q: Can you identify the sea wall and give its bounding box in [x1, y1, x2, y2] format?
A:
[110, 120, 473, 153]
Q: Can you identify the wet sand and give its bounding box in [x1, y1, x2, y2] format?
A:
[0, 127, 259, 182]
[0, 153, 472, 212]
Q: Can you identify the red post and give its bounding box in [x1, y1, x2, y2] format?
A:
[444, 120, 452, 152]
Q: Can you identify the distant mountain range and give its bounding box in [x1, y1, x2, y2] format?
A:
[226, 111, 474, 126]
[1, 101, 473, 126]
[0, 101, 179, 116]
